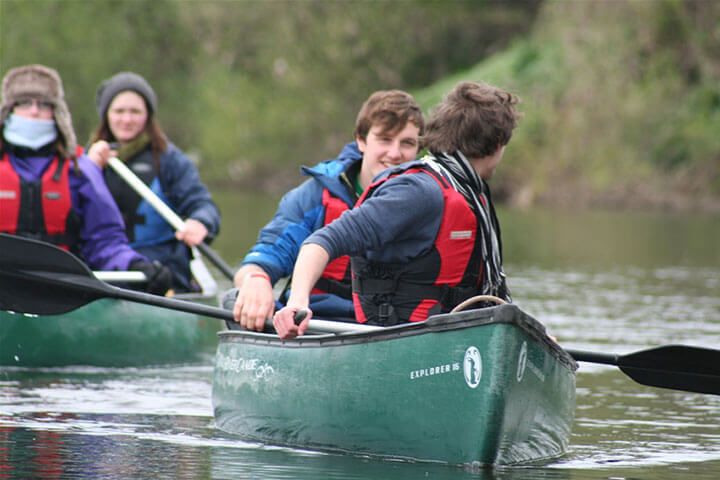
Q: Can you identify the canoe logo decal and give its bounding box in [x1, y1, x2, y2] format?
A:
[463, 346, 482, 389]
[517, 341, 527, 382]
[215, 353, 275, 381]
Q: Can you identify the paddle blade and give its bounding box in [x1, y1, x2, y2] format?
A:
[0, 234, 106, 315]
[189, 247, 218, 295]
[619, 345, 720, 396]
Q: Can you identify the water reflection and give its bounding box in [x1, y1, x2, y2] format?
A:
[567, 370, 720, 466]
[0, 417, 216, 479]
[513, 266, 720, 349]
[0, 365, 213, 416]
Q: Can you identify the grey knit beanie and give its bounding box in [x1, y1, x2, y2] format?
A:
[96, 72, 157, 119]
[1, 64, 77, 155]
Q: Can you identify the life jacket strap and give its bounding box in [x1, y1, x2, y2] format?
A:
[313, 276, 353, 299]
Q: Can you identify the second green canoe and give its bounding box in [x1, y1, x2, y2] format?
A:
[0, 293, 221, 367]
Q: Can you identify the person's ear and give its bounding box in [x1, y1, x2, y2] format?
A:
[356, 135, 366, 153]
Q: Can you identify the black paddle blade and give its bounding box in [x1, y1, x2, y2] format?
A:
[0, 234, 107, 315]
[619, 345, 720, 396]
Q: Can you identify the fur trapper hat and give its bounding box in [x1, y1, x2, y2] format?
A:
[96, 72, 157, 119]
[1, 64, 77, 154]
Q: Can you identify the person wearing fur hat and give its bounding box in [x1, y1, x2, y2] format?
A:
[87, 72, 220, 292]
[0, 64, 172, 296]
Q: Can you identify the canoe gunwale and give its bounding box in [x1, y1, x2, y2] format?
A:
[217, 304, 577, 372]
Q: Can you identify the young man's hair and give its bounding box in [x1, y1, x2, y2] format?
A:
[423, 81, 521, 158]
[354, 90, 424, 141]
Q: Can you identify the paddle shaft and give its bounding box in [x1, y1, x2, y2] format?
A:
[97, 286, 379, 335]
[565, 349, 618, 365]
[107, 156, 235, 280]
[94, 271, 147, 283]
[18, 266, 375, 335]
[196, 242, 235, 280]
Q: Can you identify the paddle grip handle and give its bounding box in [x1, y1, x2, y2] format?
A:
[294, 309, 308, 325]
[261, 309, 307, 332]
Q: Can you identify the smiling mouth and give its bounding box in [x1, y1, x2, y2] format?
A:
[381, 160, 403, 168]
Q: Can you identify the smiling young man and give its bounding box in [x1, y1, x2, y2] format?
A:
[232, 90, 424, 331]
[273, 81, 521, 338]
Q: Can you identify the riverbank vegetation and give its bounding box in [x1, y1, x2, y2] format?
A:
[2, 0, 718, 211]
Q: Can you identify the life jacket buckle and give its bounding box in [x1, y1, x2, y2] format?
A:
[378, 302, 394, 324]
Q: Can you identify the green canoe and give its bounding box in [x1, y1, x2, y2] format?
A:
[0, 292, 221, 367]
[212, 304, 577, 466]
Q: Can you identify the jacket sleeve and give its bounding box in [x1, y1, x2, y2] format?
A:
[241, 178, 326, 282]
[72, 156, 146, 270]
[160, 144, 221, 240]
[305, 174, 444, 264]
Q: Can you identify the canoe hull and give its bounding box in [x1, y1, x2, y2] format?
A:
[212, 304, 577, 466]
[0, 296, 220, 367]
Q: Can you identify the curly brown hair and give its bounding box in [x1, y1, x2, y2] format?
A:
[422, 81, 521, 158]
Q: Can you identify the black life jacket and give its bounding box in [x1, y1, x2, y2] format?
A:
[350, 164, 487, 326]
[0, 152, 80, 250]
[102, 149, 175, 247]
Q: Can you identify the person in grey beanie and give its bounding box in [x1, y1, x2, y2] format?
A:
[87, 71, 221, 292]
[0, 64, 172, 296]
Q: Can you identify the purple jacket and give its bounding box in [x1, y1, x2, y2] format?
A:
[6, 151, 145, 270]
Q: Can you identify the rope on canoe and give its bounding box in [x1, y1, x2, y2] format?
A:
[450, 294, 507, 313]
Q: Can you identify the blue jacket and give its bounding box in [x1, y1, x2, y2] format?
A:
[104, 143, 221, 291]
[242, 142, 362, 317]
[1, 149, 145, 270]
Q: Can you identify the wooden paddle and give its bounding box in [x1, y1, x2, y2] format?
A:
[0, 234, 375, 335]
[107, 156, 235, 283]
[2, 234, 718, 395]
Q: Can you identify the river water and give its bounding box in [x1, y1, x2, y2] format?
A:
[2, 191, 719, 479]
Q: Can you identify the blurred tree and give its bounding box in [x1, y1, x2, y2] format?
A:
[1, 0, 196, 146]
[2, 0, 717, 208]
[1, 0, 540, 188]
[177, 0, 542, 186]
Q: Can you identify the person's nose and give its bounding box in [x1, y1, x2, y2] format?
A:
[27, 103, 42, 116]
[387, 142, 402, 160]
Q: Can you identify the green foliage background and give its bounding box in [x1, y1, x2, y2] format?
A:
[1, 0, 718, 210]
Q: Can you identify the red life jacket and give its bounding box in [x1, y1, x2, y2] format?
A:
[311, 188, 353, 299]
[350, 165, 485, 325]
[0, 153, 76, 250]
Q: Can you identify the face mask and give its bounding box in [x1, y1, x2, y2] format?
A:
[3, 113, 58, 150]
